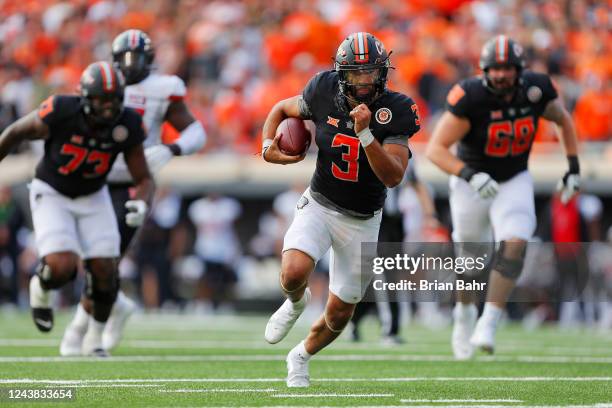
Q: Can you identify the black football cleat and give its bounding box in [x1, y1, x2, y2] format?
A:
[88, 348, 110, 358]
[32, 307, 54, 332]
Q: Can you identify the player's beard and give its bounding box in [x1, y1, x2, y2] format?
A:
[492, 78, 513, 90]
[349, 83, 376, 105]
[489, 75, 517, 95]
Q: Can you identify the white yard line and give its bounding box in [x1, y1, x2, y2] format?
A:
[154, 404, 612, 408]
[0, 354, 611, 364]
[159, 388, 277, 393]
[401, 399, 522, 403]
[46, 384, 162, 388]
[0, 338, 611, 357]
[1, 377, 611, 385]
[272, 393, 394, 398]
[396, 406, 612, 408]
[320, 377, 612, 382]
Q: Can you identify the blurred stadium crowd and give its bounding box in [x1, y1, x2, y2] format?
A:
[0, 0, 611, 331]
[0, 0, 610, 152]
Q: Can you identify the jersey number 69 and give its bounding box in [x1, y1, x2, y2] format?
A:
[485, 116, 535, 157]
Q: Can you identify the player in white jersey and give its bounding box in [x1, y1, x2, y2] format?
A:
[60, 29, 206, 356]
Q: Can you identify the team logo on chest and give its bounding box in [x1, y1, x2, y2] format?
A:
[375, 108, 392, 124]
[327, 116, 340, 128]
[527, 86, 542, 103]
[112, 125, 128, 143]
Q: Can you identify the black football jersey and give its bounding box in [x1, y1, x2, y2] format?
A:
[302, 70, 420, 216]
[446, 71, 558, 181]
[35, 95, 145, 198]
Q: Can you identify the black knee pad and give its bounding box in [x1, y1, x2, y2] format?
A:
[36, 259, 77, 290]
[493, 241, 526, 280]
[84, 261, 119, 305]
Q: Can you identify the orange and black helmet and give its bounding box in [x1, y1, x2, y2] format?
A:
[479, 35, 526, 94]
[334, 32, 391, 105]
[80, 61, 125, 126]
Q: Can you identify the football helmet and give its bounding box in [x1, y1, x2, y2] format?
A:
[111, 29, 154, 85]
[334, 32, 391, 106]
[479, 35, 525, 95]
[80, 61, 125, 127]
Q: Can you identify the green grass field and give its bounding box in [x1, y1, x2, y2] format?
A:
[0, 309, 611, 407]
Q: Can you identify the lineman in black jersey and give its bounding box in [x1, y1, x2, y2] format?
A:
[261, 32, 420, 387]
[426, 36, 580, 359]
[60, 29, 206, 357]
[0, 62, 154, 356]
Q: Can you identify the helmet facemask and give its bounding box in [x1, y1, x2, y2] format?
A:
[337, 65, 388, 106]
[113, 50, 152, 85]
[111, 29, 154, 85]
[83, 93, 124, 128]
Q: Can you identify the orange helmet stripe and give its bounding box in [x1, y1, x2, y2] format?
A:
[98, 61, 115, 92]
[354, 32, 368, 63]
[496, 35, 508, 63]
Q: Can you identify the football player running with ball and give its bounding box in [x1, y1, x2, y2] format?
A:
[60, 29, 206, 356]
[426, 35, 580, 359]
[261, 32, 420, 387]
[0, 62, 155, 356]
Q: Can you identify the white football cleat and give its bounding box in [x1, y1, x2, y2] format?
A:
[470, 318, 496, 354]
[102, 292, 136, 350]
[452, 303, 477, 360]
[81, 328, 105, 356]
[265, 288, 311, 344]
[60, 325, 86, 356]
[286, 344, 310, 387]
[29, 275, 54, 333]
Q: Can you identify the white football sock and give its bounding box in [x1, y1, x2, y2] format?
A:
[292, 340, 312, 361]
[71, 304, 90, 332]
[114, 291, 129, 310]
[291, 290, 308, 308]
[454, 302, 476, 319]
[88, 318, 105, 342]
[480, 303, 503, 327]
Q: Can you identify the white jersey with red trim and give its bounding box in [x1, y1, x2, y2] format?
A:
[123, 72, 186, 148]
[107, 72, 186, 183]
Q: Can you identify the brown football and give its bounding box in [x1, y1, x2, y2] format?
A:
[276, 118, 311, 156]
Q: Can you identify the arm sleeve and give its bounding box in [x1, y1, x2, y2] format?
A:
[382, 135, 409, 146]
[174, 121, 206, 155]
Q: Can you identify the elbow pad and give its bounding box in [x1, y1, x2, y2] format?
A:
[144, 145, 174, 175]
